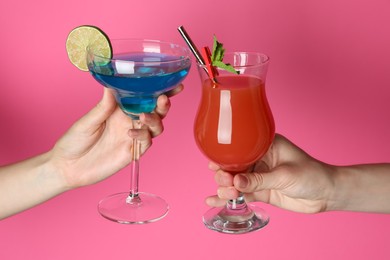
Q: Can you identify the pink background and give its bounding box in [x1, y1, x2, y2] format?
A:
[1, 0, 390, 259]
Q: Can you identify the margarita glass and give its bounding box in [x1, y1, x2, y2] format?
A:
[87, 39, 191, 224]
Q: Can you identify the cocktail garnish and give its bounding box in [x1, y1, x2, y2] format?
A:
[177, 26, 238, 81]
[211, 35, 239, 74]
[201, 46, 219, 80]
[66, 25, 112, 71]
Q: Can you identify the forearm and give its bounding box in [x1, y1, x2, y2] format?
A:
[0, 151, 68, 220]
[328, 163, 390, 213]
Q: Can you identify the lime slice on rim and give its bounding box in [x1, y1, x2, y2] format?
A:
[66, 25, 112, 71]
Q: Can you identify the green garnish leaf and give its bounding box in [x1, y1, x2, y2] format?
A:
[211, 35, 224, 62]
[213, 61, 239, 74]
[211, 35, 239, 74]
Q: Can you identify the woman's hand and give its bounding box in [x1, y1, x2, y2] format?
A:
[52, 88, 172, 189]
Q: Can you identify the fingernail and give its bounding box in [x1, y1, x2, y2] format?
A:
[237, 174, 249, 189]
[217, 187, 237, 199]
[217, 188, 224, 198]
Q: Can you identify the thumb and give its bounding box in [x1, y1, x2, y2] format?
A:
[233, 167, 286, 193]
[74, 88, 117, 131]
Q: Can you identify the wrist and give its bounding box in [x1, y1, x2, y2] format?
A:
[326, 165, 349, 211]
[327, 163, 390, 213]
[44, 149, 74, 192]
[327, 165, 364, 212]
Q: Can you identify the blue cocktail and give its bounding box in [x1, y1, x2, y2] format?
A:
[87, 39, 191, 224]
[89, 51, 190, 118]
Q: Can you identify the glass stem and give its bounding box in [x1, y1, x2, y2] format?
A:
[127, 120, 142, 204]
[228, 193, 246, 210]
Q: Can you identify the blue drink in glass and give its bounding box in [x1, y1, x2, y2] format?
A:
[89, 52, 191, 119]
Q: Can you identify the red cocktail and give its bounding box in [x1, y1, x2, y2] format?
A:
[194, 52, 274, 234]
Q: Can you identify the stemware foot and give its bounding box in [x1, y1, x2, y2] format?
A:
[203, 203, 269, 234]
[98, 192, 169, 224]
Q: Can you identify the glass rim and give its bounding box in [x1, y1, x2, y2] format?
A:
[197, 51, 270, 69]
[87, 38, 192, 64]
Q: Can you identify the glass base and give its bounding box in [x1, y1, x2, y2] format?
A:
[98, 192, 169, 224]
[203, 203, 269, 234]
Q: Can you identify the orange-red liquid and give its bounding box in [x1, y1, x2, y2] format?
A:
[194, 75, 275, 173]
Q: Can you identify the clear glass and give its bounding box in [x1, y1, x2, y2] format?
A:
[87, 39, 191, 224]
[194, 52, 274, 234]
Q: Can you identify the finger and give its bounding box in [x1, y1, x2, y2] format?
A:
[205, 195, 228, 207]
[233, 174, 273, 204]
[139, 113, 164, 138]
[214, 170, 234, 187]
[154, 94, 171, 119]
[233, 167, 288, 193]
[165, 84, 184, 97]
[217, 186, 240, 200]
[208, 161, 221, 171]
[128, 128, 153, 154]
[243, 190, 271, 204]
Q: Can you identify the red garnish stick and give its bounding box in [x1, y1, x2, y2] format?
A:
[201, 46, 219, 80]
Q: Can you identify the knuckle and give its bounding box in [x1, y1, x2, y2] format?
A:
[252, 173, 265, 190]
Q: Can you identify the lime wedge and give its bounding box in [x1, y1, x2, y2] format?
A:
[66, 25, 112, 71]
